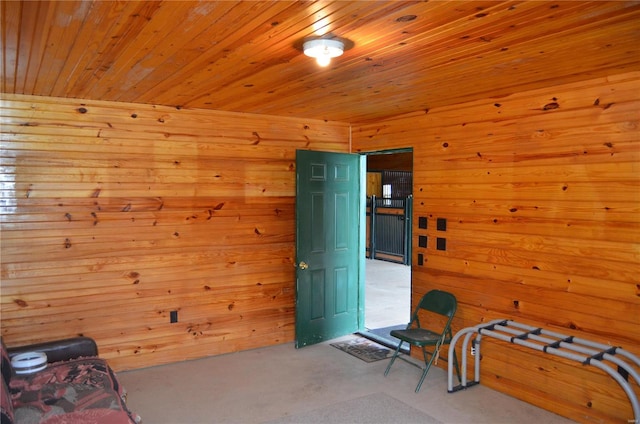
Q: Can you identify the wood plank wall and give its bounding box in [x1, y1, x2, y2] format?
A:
[352, 71, 640, 423]
[0, 94, 350, 371]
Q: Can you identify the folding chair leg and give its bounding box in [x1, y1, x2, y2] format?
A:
[384, 341, 404, 376]
[415, 346, 438, 392]
[415, 345, 461, 392]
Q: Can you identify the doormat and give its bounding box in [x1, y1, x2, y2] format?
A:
[331, 338, 392, 363]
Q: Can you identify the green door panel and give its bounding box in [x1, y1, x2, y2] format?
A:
[295, 150, 365, 348]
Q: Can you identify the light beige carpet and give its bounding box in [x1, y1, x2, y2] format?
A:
[267, 392, 442, 424]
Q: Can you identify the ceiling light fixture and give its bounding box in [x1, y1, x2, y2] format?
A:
[303, 39, 344, 67]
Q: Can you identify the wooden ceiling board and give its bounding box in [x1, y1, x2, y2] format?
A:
[128, 2, 274, 102]
[30, 1, 91, 95]
[1, 0, 24, 93]
[2, 0, 639, 123]
[195, 2, 511, 118]
[145, 1, 328, 106]
[88, 1, 239, 101]
[185, 1, 640, 121]
[160, 1, 411, 109]
[66, 1, 172, 99]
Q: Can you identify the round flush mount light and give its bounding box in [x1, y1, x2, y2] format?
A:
[303, 39, 344, 67]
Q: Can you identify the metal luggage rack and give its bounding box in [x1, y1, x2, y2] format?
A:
[447, 319, 640, 420]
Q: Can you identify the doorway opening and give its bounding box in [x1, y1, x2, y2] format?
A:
[359, 149, 413, 352]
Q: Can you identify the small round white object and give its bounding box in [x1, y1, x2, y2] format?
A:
[11, 351, 47, 374]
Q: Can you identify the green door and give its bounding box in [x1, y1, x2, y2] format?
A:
[295, 150, 365, 348]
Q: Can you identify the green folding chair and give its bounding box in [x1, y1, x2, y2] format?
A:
[384, 289, 461, 392]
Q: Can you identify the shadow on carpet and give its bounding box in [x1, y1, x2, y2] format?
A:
[266, 392, 442, 424]
[330, 338, 392, 363]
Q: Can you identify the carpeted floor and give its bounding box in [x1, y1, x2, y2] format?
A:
[119, 336, 575, 424]
[267, 392, 442, 424]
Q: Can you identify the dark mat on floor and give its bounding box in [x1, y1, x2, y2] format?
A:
[358, 324, 409, 354]
[330, 338, 392, 363]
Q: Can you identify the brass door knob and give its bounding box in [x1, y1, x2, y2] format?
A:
[298, 261, 308, 270]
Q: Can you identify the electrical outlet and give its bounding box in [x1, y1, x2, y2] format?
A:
[170, 310, 178, 323]
[471, 346, 476, 356]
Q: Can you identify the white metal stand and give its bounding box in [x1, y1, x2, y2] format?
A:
[447, 319, 640, 421]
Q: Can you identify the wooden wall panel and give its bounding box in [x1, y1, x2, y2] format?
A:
[0, 93, 350, 371]
[352, 71, 640, 423]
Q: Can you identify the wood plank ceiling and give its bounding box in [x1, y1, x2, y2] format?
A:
[2, 1, 640, 123]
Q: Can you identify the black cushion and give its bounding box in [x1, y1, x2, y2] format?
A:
[7, 337, 98, 364]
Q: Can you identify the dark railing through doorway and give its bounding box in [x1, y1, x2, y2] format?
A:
[366, 195, 412, 265]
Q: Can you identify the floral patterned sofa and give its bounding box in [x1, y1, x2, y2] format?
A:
[1, 337, 140, 424]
